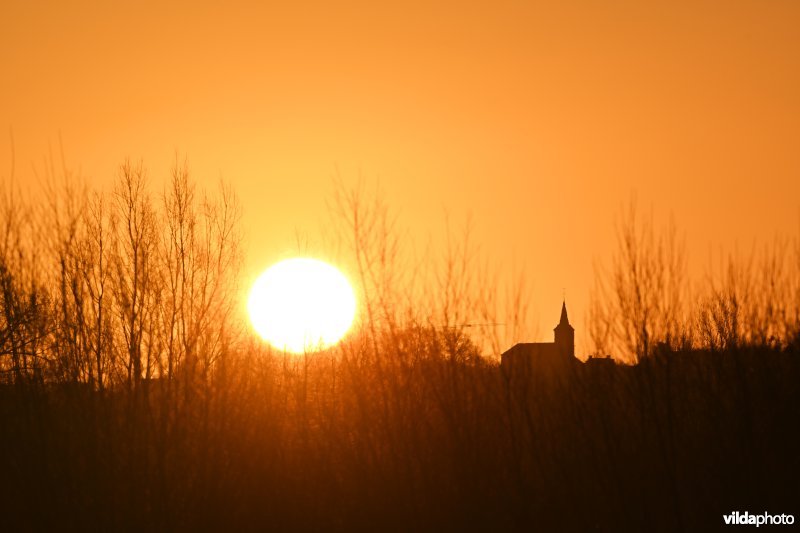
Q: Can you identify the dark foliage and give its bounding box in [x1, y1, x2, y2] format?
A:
[1, 342, 798, 531]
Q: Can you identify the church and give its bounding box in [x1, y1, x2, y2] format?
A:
[500, 301, 577, 373]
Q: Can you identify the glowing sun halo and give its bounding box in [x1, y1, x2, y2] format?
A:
[248, 258, 357, 353]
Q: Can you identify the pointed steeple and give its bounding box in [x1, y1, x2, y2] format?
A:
[554, 299, 575, 359]
[559, 300, 569, 326]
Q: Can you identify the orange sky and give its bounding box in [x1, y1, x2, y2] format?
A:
[2, 0, 799, 354]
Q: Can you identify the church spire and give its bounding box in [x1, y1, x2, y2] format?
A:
[554, 299, 575, 359]
[559, 300, 570, 326]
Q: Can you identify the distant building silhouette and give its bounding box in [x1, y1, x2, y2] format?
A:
[501, 301, 624, 382]
[501, 301, 579, 375]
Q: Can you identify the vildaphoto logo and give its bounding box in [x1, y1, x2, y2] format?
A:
[723, 512, 795, 527]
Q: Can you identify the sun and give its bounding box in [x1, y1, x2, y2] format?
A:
[248, 258, 357, 353]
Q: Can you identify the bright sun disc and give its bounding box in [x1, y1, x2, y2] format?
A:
[248, 258, 356, 353]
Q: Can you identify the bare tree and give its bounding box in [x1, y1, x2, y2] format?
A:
[78, 192, 115, 390]
[328, 177, 406, 338]
[0, 173, 43, 382]
[791, 225, 800, 344]
[696, 235, 798, 350]
[158, 159, 243, 395]
[0, 261, 48, 383]
[159, 159, 198, 384]
[111, 159, 158, 390]
[328, 178, 530, 363]
[589, 196, 688, 362]
[37, 156, 94, 384]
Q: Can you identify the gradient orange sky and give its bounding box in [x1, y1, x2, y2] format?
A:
[3, 0, 799, 353]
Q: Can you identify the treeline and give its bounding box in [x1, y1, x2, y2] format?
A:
[0, 158, 242, 390]
[2, 326, 797, 530]
[0, 163, 798, 531]
[589, 198, 800, 362]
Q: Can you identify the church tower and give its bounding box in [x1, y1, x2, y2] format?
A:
[553, 300, 575, 360]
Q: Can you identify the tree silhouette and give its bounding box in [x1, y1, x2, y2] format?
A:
[589, 196, 688, 361]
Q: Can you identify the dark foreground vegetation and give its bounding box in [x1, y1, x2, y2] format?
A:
[2, 341, 799, 531]
[1, 160, 798, 531]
